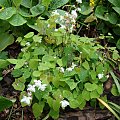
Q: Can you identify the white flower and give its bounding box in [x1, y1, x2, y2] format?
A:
[28, 92, 32, 97]
[26, 42, 30, 46]
[47, 24, 50, 27]
[34, 80, 47, 91]
[52, 10, 59, 16]
[76, 0, 82, 3]
[21, 96, 32, 105]
[59, 67, 65, 73]
[77, 8, 81, 12]
[38, 84, 47, 91]
[34, 80, 42, 87]
[60, 100, 69, 109]
[71, 62, 77, 68]
[106, 75, 109, 78]
[66, 67, 73, 72]
[98, 73, 104, 79]
[27, 84, 35, 92]
[55, 29, 58, 31]
[71, 10, 77, 19]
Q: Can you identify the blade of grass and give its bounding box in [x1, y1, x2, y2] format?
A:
[110, 71, 120, 94]
[108, 102, 120, 114]
[97, 98, 120, 120]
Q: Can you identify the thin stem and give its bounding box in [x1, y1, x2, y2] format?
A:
[7, 106, 13, 120]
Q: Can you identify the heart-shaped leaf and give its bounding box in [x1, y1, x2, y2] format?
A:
[0, 33, 14, 51]
[0, 96, 13, 112]
[0, 7, 16, 20]
[8, 14, 27, 26]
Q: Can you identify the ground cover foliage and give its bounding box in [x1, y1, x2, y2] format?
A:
[0, 0, 120, 119]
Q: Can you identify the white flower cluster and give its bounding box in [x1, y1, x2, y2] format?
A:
[98, 73, 104, 79]
[60, 99, 69, 109]
[59, 62, 77, 73]
[21, 80, 47, 105]
[51, 10, 78, 33]
[76, 0, 82, 3]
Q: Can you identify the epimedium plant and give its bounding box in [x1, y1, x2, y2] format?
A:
[5, 9, 120, 119]
[0, 0, 120, 119]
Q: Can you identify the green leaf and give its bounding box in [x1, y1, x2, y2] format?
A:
[33, 35, 42, 43]
[32, 71, 41, 77]
[47, 97, 54, 108]
[63, 90, 73, 100]
[107, 12, 118, 24]
[57, 59, 63, 66]
[90, 70, 96, 80]
[13, 0, 22, 7]
[7, 59, 17, 64]
[50, 0, 69, 10]
[14, 59, 26, 69]
[21, 0, 32, 8]
[84, 13, 96, 23]
[0, 33, 14, 51]
[69, 99, 79, 108]
[113, 7, 120, 15]
[49, 109, 59, 119]
[0, 96, 13, 112]
[90, 90, 100, 99]
[42, 0, 52, 9]
[116, 39, 120, 49]
[108, 0, 120, 7]
[80, 2, 93, 15]
[11, 69, 23, 77]
[84, 83, 97, 91]
[33, 47, 46, 55]
[82, 60, 90, 70]
[97, 85, 103, 94]
[0, 7, 16, 20]
[111, 84, 119, 96]
[8, 14, 27, 26]
[38, 63, 50, 71]
[32, 102, 44, 118]
[96, 63, 103, 73]
[18, 8, 31, 17]
[24, 32, 34, 38]
[0, 51, 8, 59]
[7, 59, 25, 69]
[65, 79, 77, 90]
[30, 4, 45, 16]
[112, 51, 119, 60]
[0, 59, 9, 68]
[82, 90, 90, 101]
[22, 68, 31, 79]
[79, 100, 86, 110]
[53, 99, 60, 111]
[95, 5, 108, 21]
[12, 77, 25, 91]
[79, 68, 88, 81]
[0, 0, 10, 7]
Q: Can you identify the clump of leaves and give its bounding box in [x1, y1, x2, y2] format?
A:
[6, 10, 120, 119]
